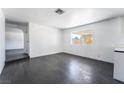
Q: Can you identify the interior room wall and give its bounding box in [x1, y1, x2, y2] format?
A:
[119, 17, 124, 45]
[0, 9, 5, 74]
[5, 25, 24, 50]
[29, 23, 63, 58]
[63, 18, 123, 63]
[24, 24, 29, 54]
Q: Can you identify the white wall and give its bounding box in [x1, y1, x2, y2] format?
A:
[63, 18, 122, 63]
[29, 23, 63, 58]
[0, 9, 5, 74]
[5, 26, 24, 50]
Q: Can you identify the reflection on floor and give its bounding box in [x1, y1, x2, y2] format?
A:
[0, 53, 123, 84]
[6, 49, 29, 62]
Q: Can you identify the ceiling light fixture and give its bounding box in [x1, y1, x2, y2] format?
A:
[55, 8, 64, 15]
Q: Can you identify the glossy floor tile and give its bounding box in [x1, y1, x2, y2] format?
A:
[6, 49, 29, 62]
[0, 53, 123, 84]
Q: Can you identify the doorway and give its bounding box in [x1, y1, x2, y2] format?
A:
[5, 20, 29, 62]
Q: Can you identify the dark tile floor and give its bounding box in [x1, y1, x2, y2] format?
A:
[0, 53, 123, 84]
[6, 49, 29, 62]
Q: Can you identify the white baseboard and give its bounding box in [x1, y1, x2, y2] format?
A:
[30, 51, 63, 58]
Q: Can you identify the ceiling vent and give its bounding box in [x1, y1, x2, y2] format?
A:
[55, 8, 64, 15]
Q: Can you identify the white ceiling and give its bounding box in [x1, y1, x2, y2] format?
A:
[2, 8, 124, 29]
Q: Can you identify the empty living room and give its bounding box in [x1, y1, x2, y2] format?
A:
[0, 8, 124, 85]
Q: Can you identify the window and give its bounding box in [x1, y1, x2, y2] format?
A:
[71, 30, 93, 45]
